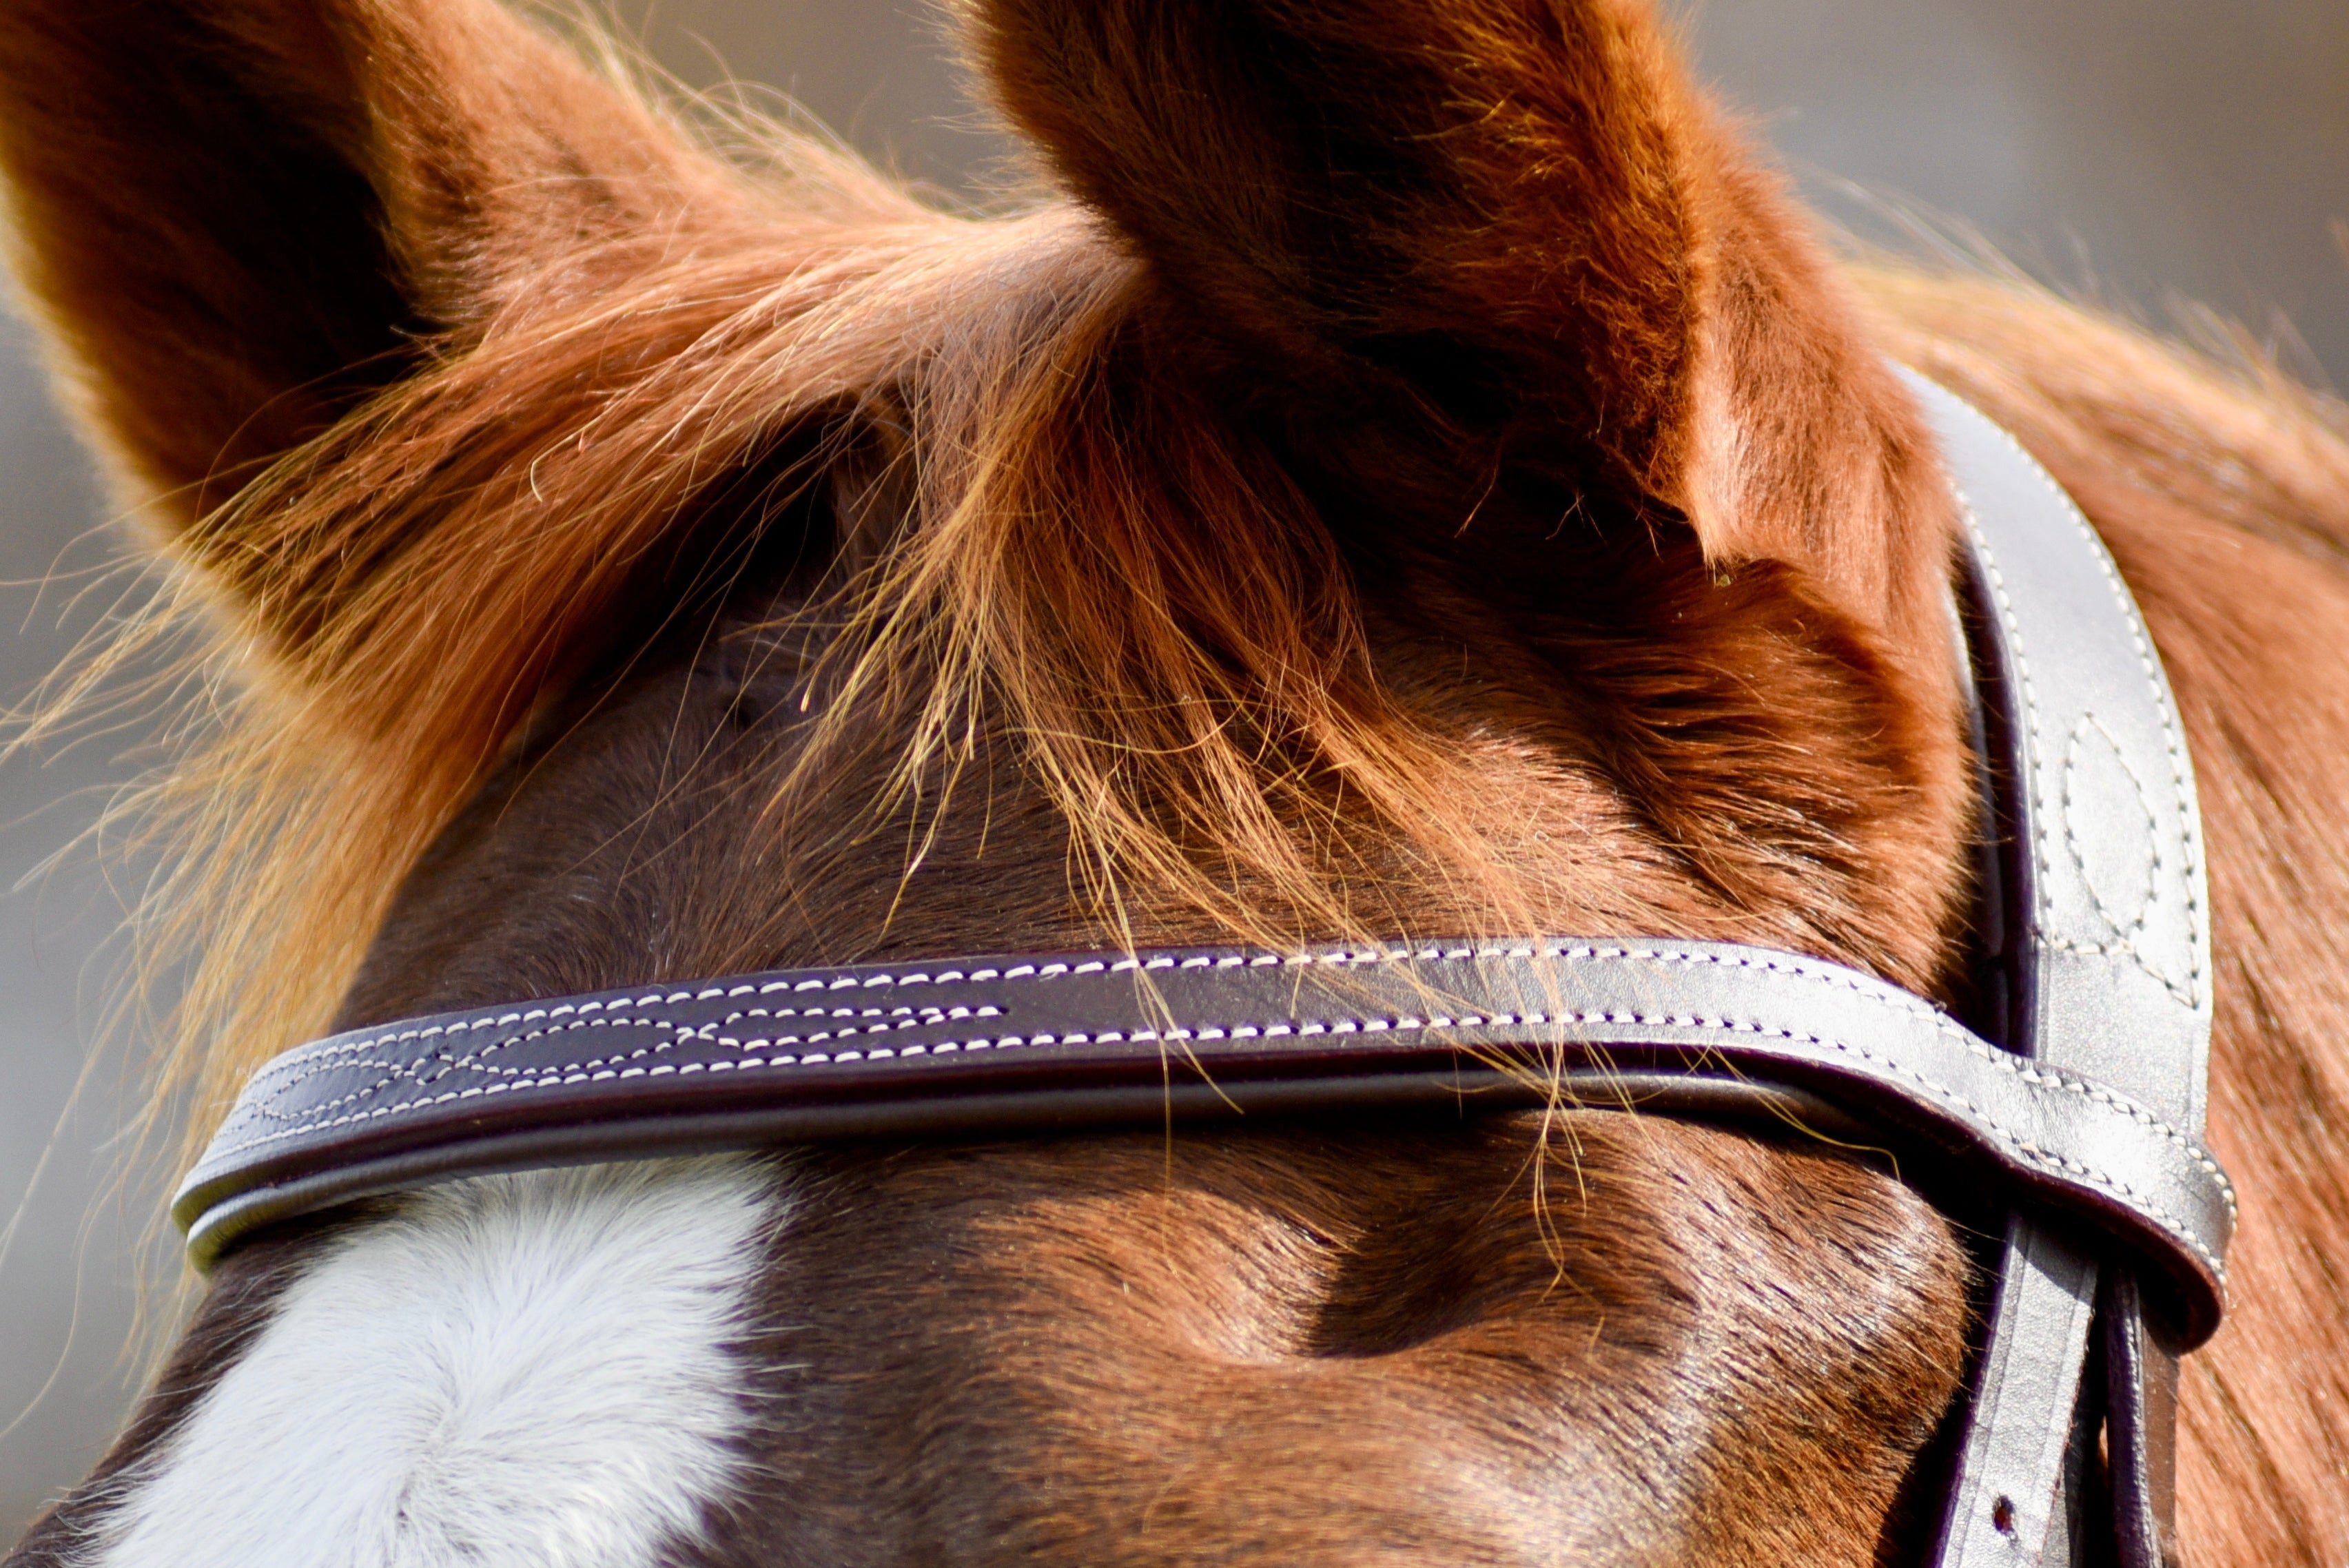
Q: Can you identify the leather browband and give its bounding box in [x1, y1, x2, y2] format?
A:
[174, 372, 2222, 1568]
[174, 937, 2231, 1342]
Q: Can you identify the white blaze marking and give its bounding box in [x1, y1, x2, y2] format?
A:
[97, 1157, 780, 1568]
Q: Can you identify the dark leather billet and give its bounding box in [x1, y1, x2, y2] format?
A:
[175, 936, 2232, 1342]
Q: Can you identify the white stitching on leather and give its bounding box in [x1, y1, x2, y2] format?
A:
[230, 1005, 1014, 1126]
[215, 943, 1950, 1129]
[1952, 417, 2206, 1011]
[2064, 459, 2209, 1012]
[248, 942, 1951, 1078]
[191, 944, 2237, 1259]
[2062, 714, 2160, 940]
[192, 998, 2233, 1286]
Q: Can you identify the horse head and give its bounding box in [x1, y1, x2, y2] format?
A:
[6, 1, 2345, 1563]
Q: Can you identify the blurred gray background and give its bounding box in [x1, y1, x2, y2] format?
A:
[5, 0, 2346, 1535]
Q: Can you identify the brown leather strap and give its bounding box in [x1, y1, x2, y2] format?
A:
[175, 936, 2233, 1340]
[2103, 1270, 2182, 1568]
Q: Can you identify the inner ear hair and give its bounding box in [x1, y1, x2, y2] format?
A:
[0, 0, 730, 525]
[0, 0, 425, 513]
[965, 0, 1962, 680]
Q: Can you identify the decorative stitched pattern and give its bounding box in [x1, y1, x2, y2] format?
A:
[2062, 715, 2161, 941]
[205, 940, 1917, 1159]
[245, 942, 1953, 1080]
[187, 941, 2236, 1286]
[1951, 414, 2207, 1014]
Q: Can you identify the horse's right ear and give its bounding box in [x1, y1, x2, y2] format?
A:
[966, 0, 1958, 668]
[0, 0, 736, 525]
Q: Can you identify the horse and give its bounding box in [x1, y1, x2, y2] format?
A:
[3, 0, 2346, 1562]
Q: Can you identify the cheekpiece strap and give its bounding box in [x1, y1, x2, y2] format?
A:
[1904, 370, 2212, 1568]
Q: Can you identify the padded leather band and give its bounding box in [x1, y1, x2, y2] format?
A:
[175, 936, 2232, 1339]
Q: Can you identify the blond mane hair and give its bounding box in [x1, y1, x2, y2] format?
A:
[40, 111, 1542, 1168]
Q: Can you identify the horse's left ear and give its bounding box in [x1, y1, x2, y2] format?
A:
[966, 0, 1956, 652]
[0, 0, 741, 525]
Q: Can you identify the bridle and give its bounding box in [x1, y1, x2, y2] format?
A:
[174, 372, 2224, 1568]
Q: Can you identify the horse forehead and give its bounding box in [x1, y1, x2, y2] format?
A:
[91, 1124, 1961, 1568]
[690, 1123, 1968, 1562]
[94, 1159, 781, 1568]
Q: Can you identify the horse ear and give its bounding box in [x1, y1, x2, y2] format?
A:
[0, 0, 733, 522]
[966, 0, 1953, 648]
